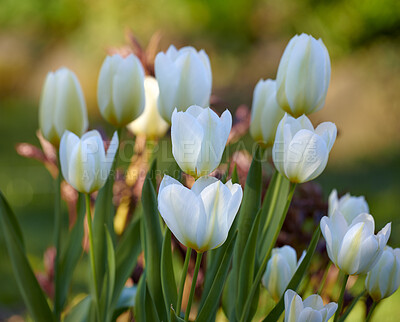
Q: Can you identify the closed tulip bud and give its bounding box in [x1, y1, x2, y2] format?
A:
[320, 211, 391, 275]
[365, 246, 400, 301]
[284, 290, 337, 322]
[328, 189, 369, 224]
[272, 113, 336, 183]
[60, 130, 119, 194]
[97, 54, 145, 127]
[262, 246, 305, 302]
[155, 45, 212, 122]
[127, 76, 169, 139]
[157, 175, 242, 253]
[276, 34, 331, 117]
[171, 105, 232, 178]
[39, 68, 88, 147]
[249, 79, 285, 147]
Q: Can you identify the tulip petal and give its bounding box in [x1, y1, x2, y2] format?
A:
[303, 294, 324, 310]
[191, 175, 219, 195]
[298, 307, 323, 322]
[284, 289, 303, 322]
[315, 122, 337, 151]
[59, 131, 79, 182]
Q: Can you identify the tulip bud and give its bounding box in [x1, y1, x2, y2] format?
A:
[328, 189, 369, 224]
[97, 54, 145, 127]
[276, 34, 331, 117]
[320, 211, 391, 275]
[272, 113, 337, 183]
[158, 175, 242, 253]
[127, 76, 169, 139]
[249, 79, 285, 147]
[284, 290, 337, 322]
[59, 130, 119, 194]
[155, 45, 212, 122]
[365, 246, 400, 301]
[262, 246, 305, 302]
[171, 105, 232, 178]
[39, 68, 88, 147]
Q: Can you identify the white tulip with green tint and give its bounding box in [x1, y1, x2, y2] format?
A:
[157, 175, 242, 253]
[98, 54, 145, 127]
[320, 211, 391, 275]
[155, 45, 212, 123]
[328, 189, 369, 224]
[284, 289, 337, 322]
[365, 246, 400, 301]
[59, 130, 119, 194]
[171, 105, 232, 178]
[272, 113, 337, 183]
[39, 68, 88, 146]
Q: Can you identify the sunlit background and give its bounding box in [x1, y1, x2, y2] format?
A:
[0, 0, 399, 320]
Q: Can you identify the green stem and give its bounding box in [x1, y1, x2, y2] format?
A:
[53, 159, 62, 320]
[85, 194, 100, 319]
[338, 290, 366, 322]
[317, 261, 332, 295]
[240, 183, 296, 322]
[176, 248, 192, 315]
[185, 252, 203, 321]
[262, 172, 283, 236]
[366, 301, 378, 322]
[334, 274, 349, 322]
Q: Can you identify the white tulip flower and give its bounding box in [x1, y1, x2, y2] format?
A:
[365, 246, 400, 301]
[60, 130, 119, 194]
[284, 289, 337, 322]
[157, 175, 242, 253]
[171, 105, 232, 178]
[39, 68, 88, 146]
[262, 246, 306, 302]
[272, 113, 337, 183]
[127, 76, 169, 139]
[98, 54, 145, 127]
[249, 79, 285, 147]
[155, 45, 212, 122]
[328, 189, 369, 224]
[276, 34, 331, 117]
[320, 211, 391, 275]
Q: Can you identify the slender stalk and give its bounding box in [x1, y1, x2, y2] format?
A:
[53, 159, 62, 320]
[339, 290, 366, 322]
[317, 261, 332, 295]
[240, 183, 296, 322]
[262, 172, 283, 235]
[366, 301, 378, 322]
[185, 252, 203, 321]
[334, 274, 349, 322]
[176, 248, 192, 315]
[85, 194, 100, 319]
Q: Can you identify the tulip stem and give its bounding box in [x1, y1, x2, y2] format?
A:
[185, 251, 203, 321]
[317, 261, 332, 295]
[176, 247, 192, 315]
[85, 194, 100, 319]
[334, 274, 349, 322]
[53, 159, 62, 320]
[366, 301, 378, 322]
[262, 171, 283, 236]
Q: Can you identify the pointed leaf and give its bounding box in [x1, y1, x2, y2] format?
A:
[64, 295, 92, 322]
[161, 229, 177, 319]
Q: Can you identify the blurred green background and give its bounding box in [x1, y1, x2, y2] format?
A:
[0, 0, 400, 320]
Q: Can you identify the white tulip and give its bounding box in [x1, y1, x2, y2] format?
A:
[284, 289, 337, 322]
[365, 246, 400, 301]
[60, 130, 119, 194]
[262, 246, 305, 302]
[328, 189, 369, 224]
[155, 45, 212, 122]
[320, 211, 391, 275]
[171, 106, 232, 178]
[127, 76, 169, 139]
[157, 175, 242, 253]
[39, 68, 88, 146]
[272, 113, 336, 183]
[276, 34, 331, 117]
[98, 54, 145, 127]
[249, 79, 285, 147]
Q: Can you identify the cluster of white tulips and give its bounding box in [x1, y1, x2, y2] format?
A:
[1, 32, 398, 322]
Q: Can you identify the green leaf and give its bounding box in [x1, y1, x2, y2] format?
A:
[0, 191, 54, 321]
[64, 295, 92, 322]
[196, 232, 238, 322]
[338, 290, 366, 322]
[263, 226, 321, 322]
[112, 286, 137, 320]
[231, 164, 239, 184]
[161, 229, 177, 320]
[170, 306, 185, 322]
[135, 273, 159, 322]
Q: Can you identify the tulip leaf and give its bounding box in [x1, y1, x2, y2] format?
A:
[64, 295, 92, 322]
[231, 164, 239, 184]
[170, 306, 185, 322]
[196, 232, 238, 322]
[0, 191, 54, 321]
[111, 286, 137, 320]
[141, 159, 167, 320]
[263, 226, 321, 322]
[161, 229, 177, 320]
[135, 273, 159, 322]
